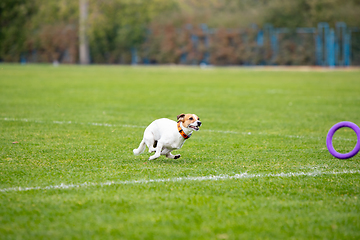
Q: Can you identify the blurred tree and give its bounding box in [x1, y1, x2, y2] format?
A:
[30, 0, 79, 63]
[263, 0, 360, 27]
[88, 0, 177, 63]
[156, 0, 360, 28]
[0, 0, 36, 61]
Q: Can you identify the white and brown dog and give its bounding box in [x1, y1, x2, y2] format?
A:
[133, 113, 201, 160]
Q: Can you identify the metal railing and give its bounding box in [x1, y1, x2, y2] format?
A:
[132, 22, 359, 66]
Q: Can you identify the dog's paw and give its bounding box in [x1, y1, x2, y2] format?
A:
[133, 149, 139, 155]
[174, 154, 181, 159]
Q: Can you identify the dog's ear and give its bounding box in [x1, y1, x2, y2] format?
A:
[177, 113, 185, 122]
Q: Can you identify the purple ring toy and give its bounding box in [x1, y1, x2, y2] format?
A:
[326, 121, 360, 159]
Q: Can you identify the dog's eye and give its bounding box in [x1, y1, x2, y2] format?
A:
[189, 117, 193, 120]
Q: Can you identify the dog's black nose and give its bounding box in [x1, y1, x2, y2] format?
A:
[197, 121, 202, 127]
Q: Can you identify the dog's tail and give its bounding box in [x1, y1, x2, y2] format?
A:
[133, 140, 146, 155]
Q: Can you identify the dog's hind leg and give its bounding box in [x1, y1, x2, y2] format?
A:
[148, 140, 157, 153]
[133, 139, 146, 155]
[148, 142, 163, 160]
[142, 131, 157, 153]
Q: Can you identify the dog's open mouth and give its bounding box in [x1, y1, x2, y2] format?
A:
[189, 125, 200, 131]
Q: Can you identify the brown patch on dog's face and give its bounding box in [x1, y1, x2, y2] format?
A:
[177, 113, 201, 131]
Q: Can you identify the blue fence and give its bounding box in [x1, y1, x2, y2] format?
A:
[132, 22, 359, 66]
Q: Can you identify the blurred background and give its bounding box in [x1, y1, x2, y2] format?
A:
[1, 0, 360, 66]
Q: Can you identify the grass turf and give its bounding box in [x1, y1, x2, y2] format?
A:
[0, 64, 359, 239]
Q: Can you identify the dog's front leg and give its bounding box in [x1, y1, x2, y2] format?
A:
[160, 149, 181, 159]
[148, 142, 163, 160]
[165, 152, 181, 159]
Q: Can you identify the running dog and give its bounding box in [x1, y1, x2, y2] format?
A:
[133, 113, 201, 160]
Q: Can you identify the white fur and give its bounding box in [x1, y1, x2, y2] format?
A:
[133, 118, 199, 160]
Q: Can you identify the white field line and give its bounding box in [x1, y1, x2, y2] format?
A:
[1, 117, 147, 129]
[0, 169, 359, 193]
[1, 117, 356, 141]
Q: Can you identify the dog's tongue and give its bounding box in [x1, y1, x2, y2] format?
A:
[190, 125, 199, 130]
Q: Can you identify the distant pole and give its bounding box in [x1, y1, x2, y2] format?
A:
[79, 0, 90, 64]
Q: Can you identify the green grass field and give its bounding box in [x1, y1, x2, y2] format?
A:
[0, 64, 360, 239]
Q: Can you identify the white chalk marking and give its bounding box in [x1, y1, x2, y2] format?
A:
[0, 169, 359, 193]
[2, 117, 147, 129]
[1, 117, 356, 141]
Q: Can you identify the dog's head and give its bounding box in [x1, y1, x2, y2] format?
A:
[177, 113, 202, 131]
